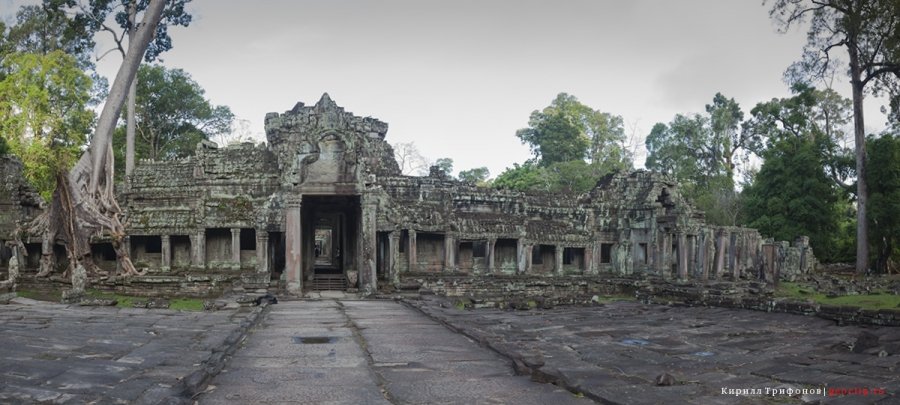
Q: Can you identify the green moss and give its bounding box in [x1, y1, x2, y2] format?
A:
[776, 282, 900, 310]
[591, 294, 636, 304]
[15, 289, 62, 302]
[169, 298, 204, 311]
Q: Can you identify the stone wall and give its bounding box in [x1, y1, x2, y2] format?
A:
[0, 95, 821, 297]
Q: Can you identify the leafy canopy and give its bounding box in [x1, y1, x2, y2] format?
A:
[113, 64, 233, 168]
[516, 93, 632, 171]
[0, 51, 94, 199]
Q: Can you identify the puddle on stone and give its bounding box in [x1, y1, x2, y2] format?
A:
[620, 338, 651, 346]
[292, 336, 338, 344]
[692, 351, 715, 357]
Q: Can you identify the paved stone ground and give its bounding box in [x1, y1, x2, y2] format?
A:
[410, 297, 900, 405]
[0, 298, 247, 404]
[198, 300, 589, 404]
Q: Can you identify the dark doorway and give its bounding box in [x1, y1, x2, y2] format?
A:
[302, 195, 360, 289]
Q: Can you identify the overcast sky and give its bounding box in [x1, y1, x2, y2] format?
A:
[3, 0, 891, 177]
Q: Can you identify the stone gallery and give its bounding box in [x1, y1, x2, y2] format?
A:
[0, 94, 814, 297]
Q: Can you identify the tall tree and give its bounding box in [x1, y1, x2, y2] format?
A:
[517, 110, 587, 166]
[517, 93, 632, 170]
[746, 83, 855, 192]
[867, 133, 900, 273]
[112, 64, 232, 169]
[645, 93, 761, 225]
[743, 136, 845, 261]
[25, 0, 166, 279]
[45, 0, 193, 176]
[743, 84, 856, 261]
[769, 0, 900, 273]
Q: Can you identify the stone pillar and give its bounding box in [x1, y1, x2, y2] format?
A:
[525, 244, 533, 274]
[443, 234, 456, 272]
[555, 245, 564, 276]
[713, 228, 727, 279]
[160, 235, 171, 271]
[285, 197, 303, 293]
[660, 232, 671, 277]
[231, 228, 241, 268]
[256, 231, 269, 274]
[486, 238, 496, 274]
[729, 231, 739, 279]
[587, 242, 598, 275]
[677, 231, 688, 280]
[389, 231, 400, 284]
[408, 229, 417, 273]
[191, 231, 205, 269]
[694, 229, 707, 281]
[360, 197, 378, 293]
[516, 239, 527, 274]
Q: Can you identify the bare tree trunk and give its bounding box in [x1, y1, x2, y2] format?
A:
[125, 2, 137, 177]
[849, 46, 869, 274]
[89, 0, 164, 195]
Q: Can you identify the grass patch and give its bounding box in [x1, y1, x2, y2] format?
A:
[169, 298, 204, 311]
[776, 282, 900, 310]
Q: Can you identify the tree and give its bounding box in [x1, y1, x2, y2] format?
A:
[393, 141, 429, 175]
[743, 136, 845, 262]
[743, 84, 857, 262]
[517, 111, 587, 166]
[517, 93, 632, 170]
[23, 0, 166, 280]
[434, 157, 453, 176]
[458, 166, 490, 185]
[5, 5, 94, 65]
[45, 0, 193, 176]
[867, 133, 900, 273]
[746, 83, 855, 192]
[0, 51, 94, 200]
[112, 64, 233, 170]
[493, 162, 550, 192]
[769, 0, 900, 273]
[645, 93, 763, 225]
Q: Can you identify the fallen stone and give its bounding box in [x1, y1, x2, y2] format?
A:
[655, 373, 676, 386]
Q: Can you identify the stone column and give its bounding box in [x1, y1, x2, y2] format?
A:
[230, 228, 241, 268]
[360, 197, 378, 293]
[389, 231, 400, 284]
[408, 229, 417, 273]
[191, 231, 205, 269]
[516, 239, 527, 274]
[677, 231, 688, 280]
[486, 238, 496, 274]
[694, 229, 707, 280]
[525, 244, 533, 274]
[586, 243, 597, 275]
[256, 231, 269, 274]
[729, 231, 739, 279]
[713, 228, 727, 279]
[659, 232, 671, 277]
[160, 235, 171, 271]
[555, 245, 564, 276]
[443, 234, 456, 272]
[285, 197, 303, 293]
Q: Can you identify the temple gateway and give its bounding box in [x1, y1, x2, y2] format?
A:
[0, 94, 814, 296]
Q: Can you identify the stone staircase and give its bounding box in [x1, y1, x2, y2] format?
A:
[311, 273, 348, 291]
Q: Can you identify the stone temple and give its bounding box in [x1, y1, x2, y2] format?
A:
[0, 94, 814, 297]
